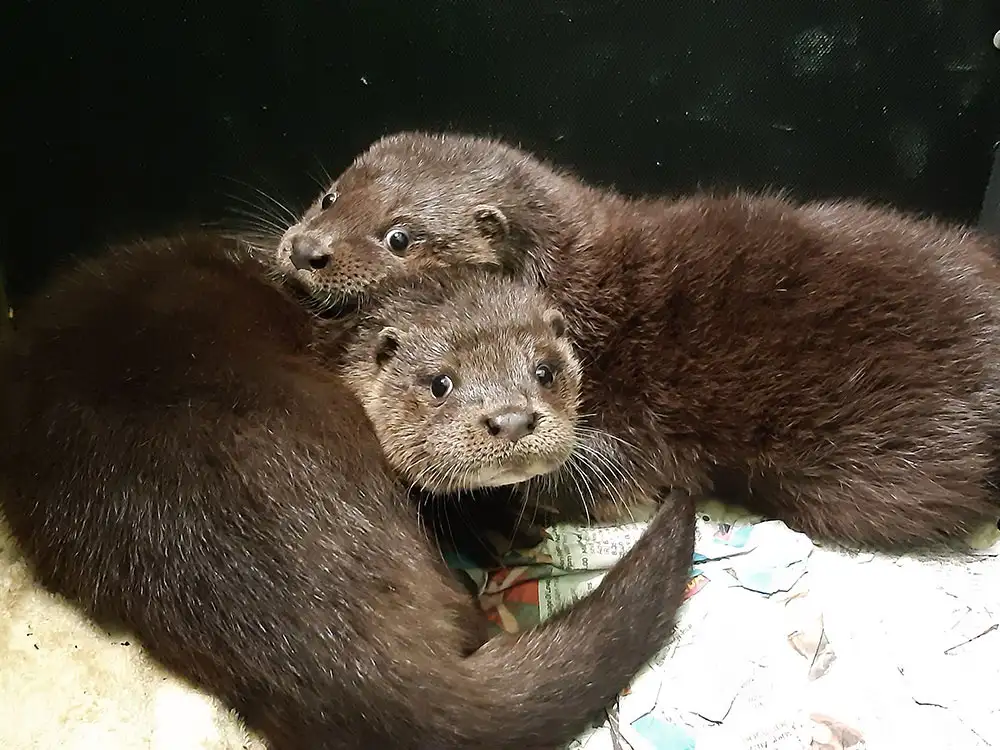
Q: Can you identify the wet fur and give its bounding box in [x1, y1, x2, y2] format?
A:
[0, 232, 696, 749]
[275, 131, 1000, 551]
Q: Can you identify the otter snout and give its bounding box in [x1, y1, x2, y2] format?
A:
[289, 235, 333, 272]
[483, 408, 538, 442]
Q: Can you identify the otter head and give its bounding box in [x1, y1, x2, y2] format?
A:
[273, 132, 566, 313]
[344, 269, 581, 495]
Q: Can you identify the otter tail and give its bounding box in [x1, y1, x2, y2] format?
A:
[415, 490, 695, 750]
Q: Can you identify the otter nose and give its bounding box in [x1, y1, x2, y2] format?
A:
[289, 236, 332, 272]
[483, 409, 538, 442]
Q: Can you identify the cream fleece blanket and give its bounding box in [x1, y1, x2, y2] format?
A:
[0, 518, 267, 750]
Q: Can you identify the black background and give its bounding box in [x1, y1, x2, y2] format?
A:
[5, 1, 999, 304]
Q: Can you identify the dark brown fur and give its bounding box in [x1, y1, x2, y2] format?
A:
[271, 131, 1000, 551]
[0, 232, 696, 749]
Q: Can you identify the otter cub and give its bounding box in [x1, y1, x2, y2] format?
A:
[335, 267, 581, 497]
[272, 131, 1000, 551]
[0, 232, 696, 750]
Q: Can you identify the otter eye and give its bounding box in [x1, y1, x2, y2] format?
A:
[384, 227, 411, 255]
[320, 192, 338, 210]
[430, 374, 453, 399]
[535, 363, 555, 388]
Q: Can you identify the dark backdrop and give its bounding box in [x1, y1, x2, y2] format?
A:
[4, 1, 999, 304]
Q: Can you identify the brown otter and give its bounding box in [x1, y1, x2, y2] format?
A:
[0, 232, 697, 750]
[270, 131, 1000, 551]
[334, 267, 582, 497]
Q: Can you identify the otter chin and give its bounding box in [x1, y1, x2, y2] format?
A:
[337, 266, 582, 496]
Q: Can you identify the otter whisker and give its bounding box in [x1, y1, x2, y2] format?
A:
[202, 214, 283, 256]
[432, 460, 462, 496]
[261, 261, 293, 290]
[414, 495, 430, 546]
[213, 213, 285, 239]
[438, 495, 463, 570]
[577, 424, 661, 477]
[306, 167, 329, 193]
[225, 213, 288, 241]
[256, 192, 300, 226]
[311, 155, 334, 188]
[320, 290, 338, 315]
[219, 199, 294, 244]
[424, 501, 453, 569]
[561, 457, 594, 528]
[400, 454, 439, 498]
[571, 429, 639, 488]
[427, 460, 461, 496]
[571, 445, 636, 524]
[574, 424, 642, 454]
[520, 478, 546, 534]
[222, 197, 292, 233]
[575, 442, 635, 500]
[582, 444, 639, 513]
[223, 177, 302, 226]
[509, 484, 536, 555]
[413, 460, 448, 497]
[447, 462, 472, 495]
[573, 452, 620, 524]
[222, 200, 289, 231]
[234, 230, 282, 250]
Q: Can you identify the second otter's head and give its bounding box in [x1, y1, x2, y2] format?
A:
[344, 269, 581, 495]
[272, 131, 571, 313]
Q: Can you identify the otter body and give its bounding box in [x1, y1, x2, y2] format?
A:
[275, 131, 1000, 550]
[0, 233, 696, 750]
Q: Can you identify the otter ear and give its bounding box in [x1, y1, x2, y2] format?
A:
[473, 203, 543, 286]
[472, 204, 510, 245]
[544, 309, 567, 339]
[374, 327, 401, 368]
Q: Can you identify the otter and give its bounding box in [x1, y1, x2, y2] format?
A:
[0, 232, 697, 750]
[269, 131, 1000, 551]
[334, 267, 582, 497]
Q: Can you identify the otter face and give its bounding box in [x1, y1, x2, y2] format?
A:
[346, 275, 582, 495]
[272, 132, 540, 313]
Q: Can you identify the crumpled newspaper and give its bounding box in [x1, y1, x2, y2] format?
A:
[452, 501, 1000, 750]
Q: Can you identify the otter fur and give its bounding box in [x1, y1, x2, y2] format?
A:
[335, 266, 583, 496]
[0, 232, 696, 750]
[271, 131, 1000, 551]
